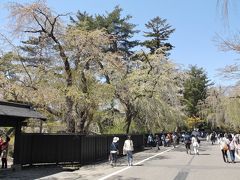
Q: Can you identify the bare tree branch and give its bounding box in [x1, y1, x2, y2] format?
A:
[0, 32, 34, 86]
[141, 50, 153, 74]
[24, 30, 43, 33]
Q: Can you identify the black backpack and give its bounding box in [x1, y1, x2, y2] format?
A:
[184, 136, 191, 144]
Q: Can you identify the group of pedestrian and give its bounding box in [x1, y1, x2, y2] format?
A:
[206, 131, 240, 163]
[147, 132, 179, 151]
[219, 133, 240, 163]
[183, 133, 200, 155]
[109, 135, 134, 167]
[0, 135, 10, 169]
[110, 130, 240, 167]
[146, 131, 201, 155]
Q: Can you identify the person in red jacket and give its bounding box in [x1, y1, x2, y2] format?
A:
[1, 136, 10, 169]
[0, 136, 3, 164]
[0, 136, 3, 153]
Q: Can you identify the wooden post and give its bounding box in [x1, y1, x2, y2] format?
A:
[39, 120, 43, 133]
[13, 120, 22, 165]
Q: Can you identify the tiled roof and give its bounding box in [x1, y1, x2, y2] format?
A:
[0, 101, 46, 120]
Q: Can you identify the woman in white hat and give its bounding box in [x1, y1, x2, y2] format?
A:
[109, 137, 119, 166]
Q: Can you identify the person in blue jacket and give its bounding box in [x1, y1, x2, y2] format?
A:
[109, 137, 119, 166]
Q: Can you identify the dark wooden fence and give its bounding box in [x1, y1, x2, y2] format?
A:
[19, 133, 144, 166]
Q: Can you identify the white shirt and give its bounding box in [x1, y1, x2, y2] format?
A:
[229, 140, 237, 150]
[219, 137, 230, 150]
[191, 137, 199, 147]
[123, 139, 134, 151]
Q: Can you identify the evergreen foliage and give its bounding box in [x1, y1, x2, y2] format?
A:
[71, 6, 139, 57]
[142, 16, 175, 56]
[3, 1, 235, 134]
[183, 65, 211, 117]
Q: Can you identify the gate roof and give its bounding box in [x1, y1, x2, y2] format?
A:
[0, 101, 46, 127]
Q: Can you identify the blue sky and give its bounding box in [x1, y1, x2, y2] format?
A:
[1, 0, 240, 85]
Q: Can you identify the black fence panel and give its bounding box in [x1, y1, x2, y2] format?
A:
[31, 135, 57, 163]
[94, 136, 108, 161]
[56, 135, 81, 164]
[80, 136, 96, 164]
[19, 133, 144, 166]
[19, 134, 32, 165]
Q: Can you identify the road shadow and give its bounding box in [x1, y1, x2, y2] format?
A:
[0, 165, 73, 180]
[198, 153, 210, 155]
[108, 175, 141, 180]
[187, 153, 210, 156]
[149, 155, 170, 161]
[230, 161, 240, 163]
[133, 164, 144, 166]
[111, 164, 143, 167]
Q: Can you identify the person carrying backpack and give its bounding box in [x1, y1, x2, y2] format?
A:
[184, 133, 192, 154]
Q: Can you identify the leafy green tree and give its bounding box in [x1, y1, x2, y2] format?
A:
[202, 87, 227, 130]
[183, 65, 211, 118]
[71, 6, 139, 57]
[71, 6, 141, 133]
[69, 10, 182, 134]
[224, 88, 240, 131]
[116, 51, 185, 133]
[1, 1, 186, 135]
[4, 1, 119, 134]
[142, 16, 175, 56]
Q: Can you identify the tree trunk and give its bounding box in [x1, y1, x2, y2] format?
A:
[66, 96, 75, 133]
[126, 115, 132, 134]
[76, 109, 88, 134]
[125, 104, 134, 134]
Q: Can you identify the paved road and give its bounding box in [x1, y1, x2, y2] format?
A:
[1, 141, 240, 180]
[101, 141, 240, 180]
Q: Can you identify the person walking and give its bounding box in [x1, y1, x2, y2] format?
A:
[184, 132, 192, 154]
[234, 135, 240, 157]
[0, 136, 3, 156]
[206, 133, 210, 142]
[172, 132, 178, 148]
[165, 133, 171, 147]
[109, 137, 119, 166]
[211, 131, 216, 145]
[191, 135, 199, 155]
[219, 133, 230, 163]
[1, 136, 10, 169]
[229, 134, 237, 163]
[147, 134, 153, 149]
[123, 135, 134, 166]
[155, 134, 160, 151]
[161, 133, 166, 147]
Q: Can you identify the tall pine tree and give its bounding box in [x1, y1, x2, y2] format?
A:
[142, 16, 175, 56]
[71, 6, 139, 57]
[183, 65, 211, 117]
